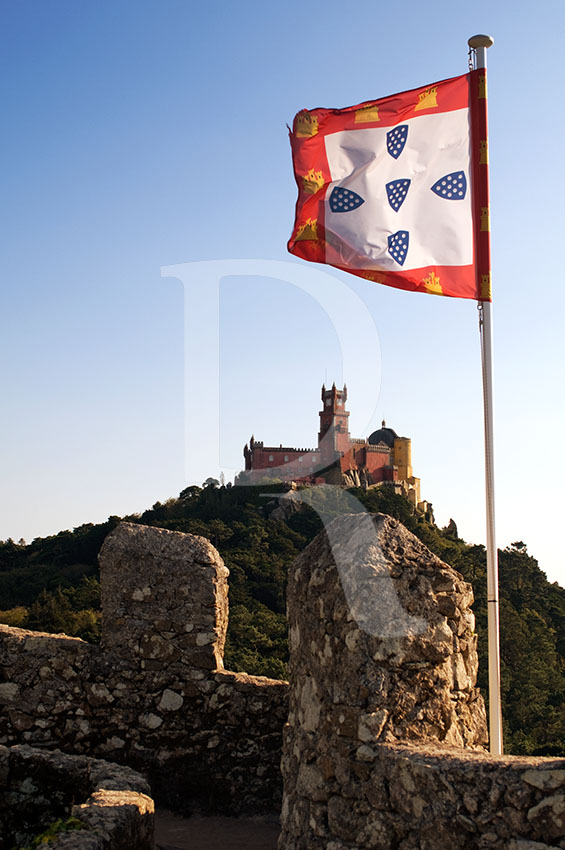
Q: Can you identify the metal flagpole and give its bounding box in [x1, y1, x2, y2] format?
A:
[468, 33, 503, 755]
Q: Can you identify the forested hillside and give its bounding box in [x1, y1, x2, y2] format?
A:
[0, 481, 563, 757]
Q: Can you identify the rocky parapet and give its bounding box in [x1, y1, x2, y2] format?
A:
[279, 512, 565, 849]
[0, 744, 154, 849]
[285, 512, 487, 750]
[0, 523, 287, 815]
[100, 522, 229, 672]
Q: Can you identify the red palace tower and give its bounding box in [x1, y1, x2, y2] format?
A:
[240, 385, 423, 507]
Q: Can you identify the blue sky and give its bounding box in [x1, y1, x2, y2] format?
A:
[1, 0, 564, 585]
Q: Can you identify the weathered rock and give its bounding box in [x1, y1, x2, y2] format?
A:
[2, 513, 564, 844]
[523, 770, 565, 792]
[285, 513, 487, 749]
[100, 522, 229, 671]
[528, 794, 565, 841]
[0, 744, 153, 849]
[0, 522, 288, 816]
[279, 512, 565, 850]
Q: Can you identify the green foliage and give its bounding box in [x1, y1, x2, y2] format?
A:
[224, 603, 288, 680]
[24, 578, 101, 642]
[352, 486, 420, 531]
[0, 606, 28, 627]
[11, 815, 86, 849]
[496, 544, 565, 754]
[1, 483, 563, 756]
[0, 519, 117, 608]
[0, 521, 118, 574]
[407, 526, 565, 755]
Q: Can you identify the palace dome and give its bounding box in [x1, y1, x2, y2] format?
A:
[368, 420, 398, 448]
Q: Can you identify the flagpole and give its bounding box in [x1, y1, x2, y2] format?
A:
[468, 33, 502, 756]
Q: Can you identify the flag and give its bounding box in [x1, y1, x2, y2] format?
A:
[288, 70, 491, 301]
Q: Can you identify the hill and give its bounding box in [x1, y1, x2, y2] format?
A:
[0, 481, 563, 756]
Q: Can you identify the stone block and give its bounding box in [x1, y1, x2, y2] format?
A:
[278, 512, 565, 850]
[99, 523, 228, 672]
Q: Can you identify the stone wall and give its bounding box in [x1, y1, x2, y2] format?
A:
[279, 512, 565, 849]
[0, 743, 153, 850]
[3, 514, 564, 845]
[100, 522, 228, 672]
[0, 523, 288, 814]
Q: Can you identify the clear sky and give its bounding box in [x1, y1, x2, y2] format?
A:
[1, 0, 564, 585]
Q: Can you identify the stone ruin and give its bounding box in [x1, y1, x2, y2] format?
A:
[0, 744, 153, 850]
[0, 514, 563, 849]
[0, 523, 288, 815]
[279, 512, 565, 850]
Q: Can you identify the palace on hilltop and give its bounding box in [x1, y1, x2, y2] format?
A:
[239, 384, 427, 510]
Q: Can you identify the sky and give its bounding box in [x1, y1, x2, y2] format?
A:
[1, 0, 564, 586]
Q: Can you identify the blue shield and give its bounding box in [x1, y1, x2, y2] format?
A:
[386, 179, 411, 212]
[387, 125, 408, 159]
[431, 171, 467, 200]
[329, 186, 365, 213]
[388, 231, 409, 266]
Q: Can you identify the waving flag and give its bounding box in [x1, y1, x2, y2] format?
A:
[288, 70, 490, 300]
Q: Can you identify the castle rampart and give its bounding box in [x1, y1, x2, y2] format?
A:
[0, 523, 288, 814]
[279, 513, 565, 849]
[0, 744, 153, 849]
[1, 517, 564, 846]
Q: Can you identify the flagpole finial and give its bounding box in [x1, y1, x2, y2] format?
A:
[468, 34, 494, 48]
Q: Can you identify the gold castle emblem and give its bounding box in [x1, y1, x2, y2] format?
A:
[480, 140, 488, 164]
[302, 169, 325, 194]
[422, 271, 443, 295]
[414, 87, 438, 111]
[354, 104, 380, 123]
[481, 272, 492, 300]
[479, 75, 487, 99]
[296, 218, 318, 241]
[481, 206, 490, 232]
[295, 112, 319, 138]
